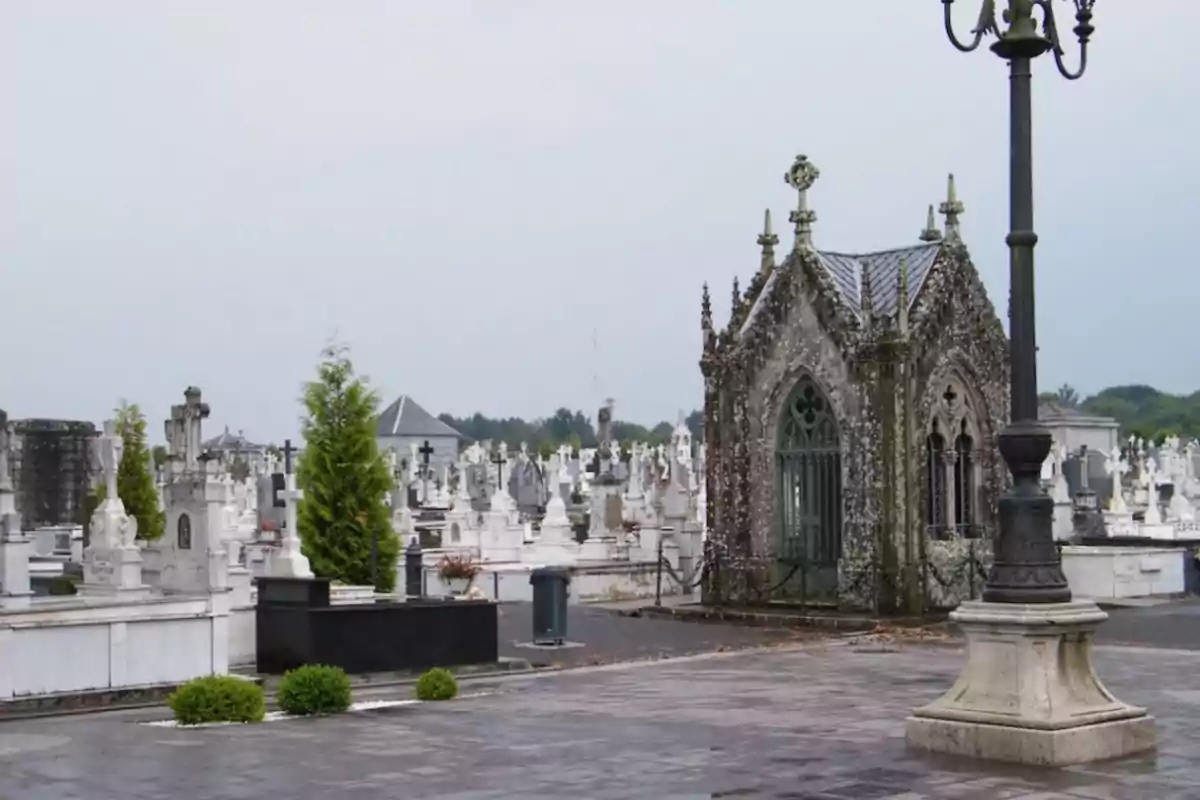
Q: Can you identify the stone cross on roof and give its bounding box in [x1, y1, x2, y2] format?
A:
[938, 173, 964, 242]
[784, 154, 819, 251]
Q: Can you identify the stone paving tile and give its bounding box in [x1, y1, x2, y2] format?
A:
[0, 642, 1197, 798]
[497, 602, 818, 667]
[1095, 597, 1200, 650]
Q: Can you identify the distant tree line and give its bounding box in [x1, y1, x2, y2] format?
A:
[1040, 383, 1200, 443]
[437, 407, 704, 453]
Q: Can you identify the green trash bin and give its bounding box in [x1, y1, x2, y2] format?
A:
[530, 566, 570, 645]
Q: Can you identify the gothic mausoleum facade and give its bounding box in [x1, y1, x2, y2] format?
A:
[700, 155, 1010, 615]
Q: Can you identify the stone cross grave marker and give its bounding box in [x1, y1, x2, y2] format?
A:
[419, 440, 434, 504]
[1105, 446, 1129, 513]
[269, 437, 313, 578]
[165, 387, 210, 473]
[509, 456, 547, 517]
[1144, 457, 1163, 525]
[97, 419, 123, 504]
[492, 446, 508, 494]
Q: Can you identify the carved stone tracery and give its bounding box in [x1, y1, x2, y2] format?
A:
[924, 373, 984, 539]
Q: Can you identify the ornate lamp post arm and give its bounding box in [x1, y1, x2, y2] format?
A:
[941, 0, 999, 53]
[939, 0, 1098, 605]
[1036, 0, 1095, 80]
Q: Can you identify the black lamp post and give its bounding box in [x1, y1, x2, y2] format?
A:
[941, 0, 1094, 604]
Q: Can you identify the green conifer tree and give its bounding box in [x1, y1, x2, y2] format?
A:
[297, 344, 398, 591]
[89, 401, 164, 541]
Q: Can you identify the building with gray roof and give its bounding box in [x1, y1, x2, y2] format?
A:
[377, 395, 462, 486]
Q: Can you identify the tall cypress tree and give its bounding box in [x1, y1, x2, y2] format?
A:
[89, 401, 164, 541]
[297, 344, 398, 591]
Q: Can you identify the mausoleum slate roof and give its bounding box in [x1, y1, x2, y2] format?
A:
[816, 242, 941, 319]
[737, 242, 940, 337]
[377, 395, 462, 439]
[202, 426, 264, 452]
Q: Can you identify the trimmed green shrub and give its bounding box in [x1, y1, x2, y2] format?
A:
[167, 676, 265, 725]
[415, 667, 458, 701]
[276, 664, 353, 716]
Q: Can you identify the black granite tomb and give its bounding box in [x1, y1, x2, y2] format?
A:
[254, 577, 498, 675]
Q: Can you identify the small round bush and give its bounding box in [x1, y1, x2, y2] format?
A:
[415, 667, 458, 701]
[167, 675, 266, 726]
[276, 664, 353, 716]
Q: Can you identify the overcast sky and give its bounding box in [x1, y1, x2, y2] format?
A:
[4, 2, 1196, 444]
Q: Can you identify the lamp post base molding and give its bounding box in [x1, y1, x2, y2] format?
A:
[904, 601, 1155, 766]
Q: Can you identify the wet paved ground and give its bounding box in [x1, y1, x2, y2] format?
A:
[497, 602, 816, 667]
[2, 640, 1197, 799]
[1096, 597, 1200, 650]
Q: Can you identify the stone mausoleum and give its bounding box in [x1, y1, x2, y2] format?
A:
[701, 155, 1010, 615]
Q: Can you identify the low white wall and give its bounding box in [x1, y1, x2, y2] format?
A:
[229, 605, 256, 668]
[421, 560, 679, 603]
[0, 596, 229, 700]
[1061, 545, 1186, 600]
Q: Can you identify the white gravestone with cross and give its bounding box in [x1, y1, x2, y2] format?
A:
[417, 440, 436, 505]
[490, 445, 512, 513]
[1142, 457, 1164, 526]
[542, 451, 571, 530]
[1104, 446, 1129, 514]
[157, 387, 231, 595]
[269, 440, 313, 579]
[81, 419, 150, 598]
[626, 443, 645, 500]
[270, 473, 313, 578]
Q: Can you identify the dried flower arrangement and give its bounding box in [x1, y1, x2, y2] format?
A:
[436, 553, 481, 581]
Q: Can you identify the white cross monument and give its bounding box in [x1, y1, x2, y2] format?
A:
[1105, 446, 1129, 514]
[269, 438, 313, 579]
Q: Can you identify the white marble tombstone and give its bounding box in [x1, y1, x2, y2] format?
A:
[1105, 447, 1129, 514]
[270, 471, 313, 579]
[157, 389, 230, 594]
[81, 420, 150, 598]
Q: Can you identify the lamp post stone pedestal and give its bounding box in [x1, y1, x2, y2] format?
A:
[905, 602, 1154, 766]
[904, 0, 1155, 766]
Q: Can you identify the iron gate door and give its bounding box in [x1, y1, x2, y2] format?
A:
[776, 377, 842, 601]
